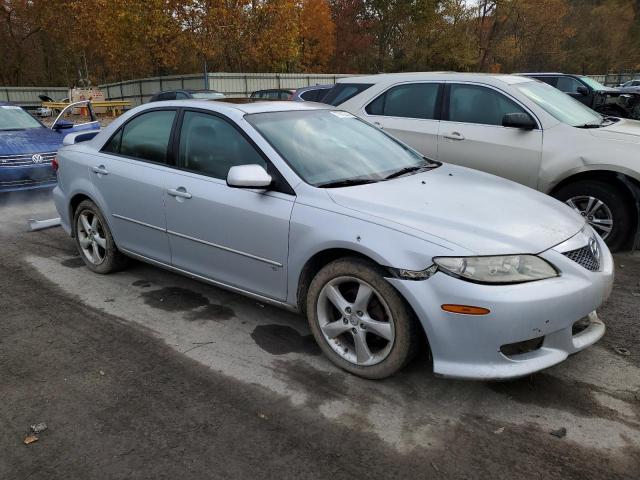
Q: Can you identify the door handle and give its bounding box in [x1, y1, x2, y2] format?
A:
[443, 131, 465, 141]
[373, 121, 383, 128]
[91, 165, 109, 175]
[167, 187, 192, 199]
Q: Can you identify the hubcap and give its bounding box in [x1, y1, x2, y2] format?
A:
[317, 276, 395, 366]
[566, 196, 613, 240]
[77, 211, 107, 265]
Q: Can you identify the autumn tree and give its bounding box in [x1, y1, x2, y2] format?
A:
[299, 0, 335, 72]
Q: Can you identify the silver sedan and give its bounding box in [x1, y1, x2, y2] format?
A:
[53, 100, 613, 379]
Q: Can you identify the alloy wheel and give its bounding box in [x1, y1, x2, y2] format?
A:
[76, 210, 107, 265]
[566, 195, 613, 240]
[317, 276, 395, 366]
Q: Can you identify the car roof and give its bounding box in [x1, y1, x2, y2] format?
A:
[519, 72, 567, 76]
[336, 72, 533, 86]
[252, 88, 296, 93]
[143, 99, 330, 115]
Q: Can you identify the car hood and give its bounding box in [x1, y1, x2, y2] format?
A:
[326, 165, 585, 255]
[0, 127, 63, 155]
[590, 118, 640, 144]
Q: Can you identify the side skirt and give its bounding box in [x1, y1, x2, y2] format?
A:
[119, 247, 299, 313]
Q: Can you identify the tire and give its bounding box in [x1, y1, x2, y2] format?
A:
[73, 199, 128, 274]
[553, 180, 634, 252]
[306, 257, 421, 379]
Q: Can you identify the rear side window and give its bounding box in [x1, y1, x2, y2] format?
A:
[366, 83, 441, 119]
[556, 76, 583, 94]
[448, 84, 525, 126]
[532, 76, 557, 87]
[157, 92, 176, 101]
[176, 91, 190, 99]
[177, 111, 266, 180]
[104, 110, 176, 164]
[300, 90, 318, 101]
[323, 83, 373, 106]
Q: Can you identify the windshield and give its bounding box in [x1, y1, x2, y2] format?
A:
[0, 105, 42, 131]
[515, 81, 603, 127]
[247, 110, 436, 187]
[580, 76, 608, 90]
[192, 91, 225, 100]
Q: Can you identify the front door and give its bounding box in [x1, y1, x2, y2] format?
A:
[90, 109, 177, 263]
[164, 110, 293, 301]
[437, 83, 543, 189]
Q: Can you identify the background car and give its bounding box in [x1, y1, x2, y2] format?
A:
[250, 89, 295, 100]
[335, 72, 640, 251]
[619, 79, 640, 88]
[291, 84, 333, 102]
[149, 89, 225, 102]
[53, 100, 612, 380]
[522, 72, 640, 119]
[0, 101, 99, 192]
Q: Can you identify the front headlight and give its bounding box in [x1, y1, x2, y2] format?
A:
[433, 255, 558, 284]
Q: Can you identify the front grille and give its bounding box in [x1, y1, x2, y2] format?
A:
[0, 151, 56, 167]
[563, 245, 600, 272]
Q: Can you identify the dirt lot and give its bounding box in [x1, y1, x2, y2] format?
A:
[1, 190, 639, 479]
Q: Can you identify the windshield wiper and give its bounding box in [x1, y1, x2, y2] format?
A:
[383, 164, 435, 180]
[316, 178, 379, 188]
[575, 122, 602, 129]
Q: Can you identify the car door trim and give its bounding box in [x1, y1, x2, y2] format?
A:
[166, 229, 283, 267]
[112, 213, 166, 232]
[112, 212, 282, 267]
[119, 247, 295, 310]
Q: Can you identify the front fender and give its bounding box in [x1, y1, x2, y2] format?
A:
[286, 202, 464, 306]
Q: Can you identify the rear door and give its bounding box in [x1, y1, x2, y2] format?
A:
[437, 82, 542, 188]
[163, 109, 294, 301]
[89, 108, 177, 263]
[362, 82, 442, 159]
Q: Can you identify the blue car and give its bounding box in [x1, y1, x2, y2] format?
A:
[0, 101, 99, 192]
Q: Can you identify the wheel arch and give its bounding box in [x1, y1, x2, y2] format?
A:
[549, 169, 640, 249]
[295, 248, 387, 314]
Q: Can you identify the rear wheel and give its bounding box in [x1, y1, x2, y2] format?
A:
[306, 257, 420, 379]
[554, 180, 633, 252]
[73, 200, 128, 273]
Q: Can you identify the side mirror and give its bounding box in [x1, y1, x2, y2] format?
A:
[227, 164, 272, 189]
[502, 112, 536, 130]
[52, 119, 75, 130]
[576, 86, 589, 96]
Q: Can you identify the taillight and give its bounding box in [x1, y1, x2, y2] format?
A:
[52, 157, 59, 172]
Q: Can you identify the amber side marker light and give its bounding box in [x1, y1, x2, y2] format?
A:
[441, 304, 491, 315]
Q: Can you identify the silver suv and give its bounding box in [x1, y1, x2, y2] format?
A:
[335, 73, 640, 251]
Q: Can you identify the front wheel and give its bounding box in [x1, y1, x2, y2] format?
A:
[73, 199, 128, 273]
[306, 257, 421, 379]
[554, 180, 634, 252]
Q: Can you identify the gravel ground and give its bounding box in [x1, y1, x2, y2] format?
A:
[1, 190, 639, 479]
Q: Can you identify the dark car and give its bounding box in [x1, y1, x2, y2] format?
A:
[521, 72, 640, 119]
[148, 89, 225, 102]
[291, 84, 333, 103]
[0, 101, 99, 192]
[250, 89, 296, 100]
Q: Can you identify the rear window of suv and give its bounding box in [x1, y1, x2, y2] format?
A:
[323, 83, 373, 106]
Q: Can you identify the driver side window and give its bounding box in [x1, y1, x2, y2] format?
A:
[448, 84, 526, 127]
[177, 111, 266, 180]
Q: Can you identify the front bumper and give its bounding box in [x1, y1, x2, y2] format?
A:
[389, 233, 613, 380]
[0, 164, 56, 192]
